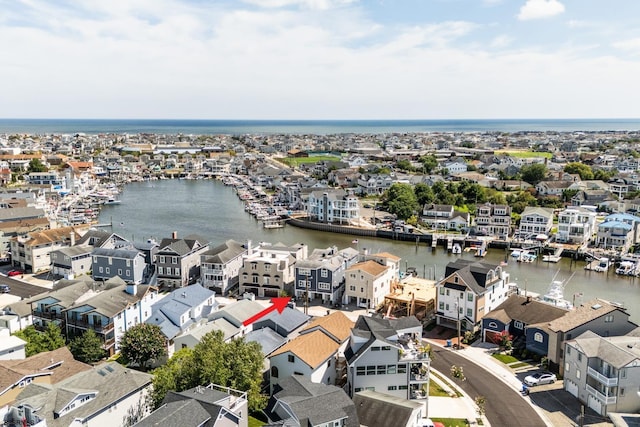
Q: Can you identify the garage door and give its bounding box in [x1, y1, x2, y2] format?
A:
[565, 380, 578, 397]
[587, 395, 602, 415]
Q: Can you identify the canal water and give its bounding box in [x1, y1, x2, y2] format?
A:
[99, 179, 640, 323]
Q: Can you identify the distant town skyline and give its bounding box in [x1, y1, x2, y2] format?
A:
[2, 0, 639, 120]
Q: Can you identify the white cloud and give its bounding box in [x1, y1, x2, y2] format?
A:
[613, 38, 640, 53]
[518, 0, 565, 21]
[490, 34, 513, 49]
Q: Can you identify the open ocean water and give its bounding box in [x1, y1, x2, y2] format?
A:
[0, 118, 639, 135]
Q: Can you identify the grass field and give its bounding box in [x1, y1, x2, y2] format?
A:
[492, 353, 519, 364]
[495, 150, 553, 159]
[431, 417, 471, 427]
[276, 155, 341, 167]
[429, 380, 451, 397]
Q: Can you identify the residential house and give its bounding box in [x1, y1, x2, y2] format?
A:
[345, 315, 429, 401]
[146, 284, 216, 358]
[294, 246, 359, 305]
[443, 161, 468, 175]
[563, 329, 640, 417]
[342, 260, 394, 309]
[356, 174, 394, 196]
[353, 390, 427, 427]
[532, 299, 638, 374]
[556, 206, 598, 245]
[0, 330, 26, 360]
[517, 207, 554, 239]
[50, 245, 93, 279]
[91, 246, 148, 284]
[238, 242, 307, 298]
[535, 180, 573, 197]
[481, 294, 568, 355]
[436, 259, 512, 334]
[134, 383, 249, 427]
[0, 347, 91, 407]
[13, 361, 152, 427]
[200, 239, 246, 296]
[421, 204, 453, 230]
[10, 226, 86, 273]
[264, 375, 359, 427]
[474, 204, 512, 239]
[156, 233, 210, 288]
[596, 213, 640, 251]
[306, 189, 360, 224]
[0, 300, 33, 333]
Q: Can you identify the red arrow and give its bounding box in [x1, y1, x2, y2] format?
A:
[242, 297, 291, 327]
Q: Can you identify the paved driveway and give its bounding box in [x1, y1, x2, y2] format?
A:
[0, 276, 49, 300]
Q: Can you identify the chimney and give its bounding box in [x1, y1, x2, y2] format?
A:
[126, 283, 137, 295]
[70, 231, 75, 246]
[172, 231, 178, 239]
[247, 239, 253, 255]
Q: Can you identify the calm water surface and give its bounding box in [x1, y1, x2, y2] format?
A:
[99, 179, 640, 323]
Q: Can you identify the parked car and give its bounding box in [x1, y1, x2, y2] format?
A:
[524, 372, 557, 386]
[7, 269, 23, 277]
[0, 284, 10, 293]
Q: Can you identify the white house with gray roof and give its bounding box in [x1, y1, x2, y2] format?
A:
[517, 206, 554, 239]
[564, 329, 640, 417]
[305, 189, 360, 225]
[146, 284, 216, 357]
[200, 239, 246, 295]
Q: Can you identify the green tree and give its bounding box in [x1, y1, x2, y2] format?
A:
[564, 162, 594, 180]
[414, 183, 435, 206]
[27, 158, 48, 173]
[119, 323, 167, 370]
[150, 331, 266, 412]
[519, 163, 547, 185]
[381, 183, 419, 220]
[396, 159, 415, 172]
[14, 324, 65, 357]
[419, 155, 438, 174]
[69, 329, 106, 363]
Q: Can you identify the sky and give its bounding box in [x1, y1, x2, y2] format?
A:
[1, 0, 639, 120]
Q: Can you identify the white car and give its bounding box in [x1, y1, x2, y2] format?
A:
[524, 372, 557, 386]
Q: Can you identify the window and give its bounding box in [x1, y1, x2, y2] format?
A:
[377, 365, 386, 375]
[445, 304, 449, 311]
[360, 287, 364, 293]
[271, 366, 279, 378]
[604, 315, 614, 323]
[387, 385, 397, 391]
[566, 347, 571, 355]
[99, 266, 103, 273]
[466, 308, 472, 317]
[298, 280, 306, 288]
[265, 264, 271, 271]
[172, 256, 177, 264]
[514, 321, 524, 330]
[321, 269, 328, 278]
[576, 369, 581, 379]
[356, 367, 365, 376]
[387, 365, 396, 374]
[105, 267, 110, 274]
[118, 269, 123, 275]
[397, 364, 407, 374]
[577, 353, 582, 362]
[158, 267, 164, 275]
[565, 362, 570, 373]
[439, 287, 444, 295]
[446, 289, 450, 296]
[439, 302, 444, 310]
[349, 285, 355, 291]
[288, 355, 295, 363]
[372, 346, 380, 351]
[318, 283, 331, 291]
[534, 332, 543, 343]
[399, 385, 408, 390]
[488, 322, 497, 329]
[366, 366, 375, 375]
[159, 256, 165, 264]
[467, 292, 473, 302]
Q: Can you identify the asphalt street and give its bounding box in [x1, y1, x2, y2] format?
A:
[430, 345, 548, 427]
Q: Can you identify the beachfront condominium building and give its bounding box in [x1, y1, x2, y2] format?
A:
[155, 233, 210, 288]
[238, 242, 307, 298]
[556, 206, 597, 245]
[200, 239, 247, 296]
[563, 329, 640, 417]
[306, 189, 360, 225]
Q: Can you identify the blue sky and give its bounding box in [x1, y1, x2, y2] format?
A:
[1, 0, 639, 120]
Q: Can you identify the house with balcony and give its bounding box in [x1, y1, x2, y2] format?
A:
[563, 329, 640, 417]
[146, 284, 216, 358]
[556, 207, 598, 245]
[10, 226, 87, 273]
[517, 207, 554, 240]
[595, 213, 640, 251]
[134, 383, 249, 427]
[91, 246, 148, 284]
[342, 260, 393, 309]
[436, 259, 512, 335]
[345, 315, 429, 401]
[356, 174, 394, 196]
[294, 246, 359, 305]
[306, 189, 360, 225]
[474, 203, 512, 239]
[50, 245, 93, 279]
[238, 242, 307, 298]
[534, 299, 637, 375]
[420, 204, 453, 230]
[156, 233, 210, 288]
[200, 239, 246, 296]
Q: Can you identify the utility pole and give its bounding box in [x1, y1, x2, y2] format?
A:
[456, 297, 461, 349]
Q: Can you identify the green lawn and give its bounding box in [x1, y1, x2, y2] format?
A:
[429, 380, 450, 397]
[248, 416, 264, 427]
[431, 418, 471, 427]
[492, 353, 519, 364]
[509, 362, 530, 369]
[276, 155, 341, 167]
[495, 150, 553, 159]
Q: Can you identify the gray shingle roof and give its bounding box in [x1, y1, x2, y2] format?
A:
[245, 327, 287, 356]
[353, 389, 422, 427]
[201, 239, 245, 264]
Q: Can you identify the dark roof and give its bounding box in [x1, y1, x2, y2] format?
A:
[253, 307, 310, 335]
[265, 376, 359, 427]
[133, 399, 212, 427]
[201, 239, 245, 264]
[353, 390, 423, 427]
[485, 294, 568, 326]
[158, 234, 209, 256]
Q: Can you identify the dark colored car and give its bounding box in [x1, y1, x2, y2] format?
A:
[0, 284, 10, 293]
[7, 269, 23, 277]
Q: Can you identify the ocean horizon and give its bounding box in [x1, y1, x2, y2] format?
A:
[0, 118, 639, 135]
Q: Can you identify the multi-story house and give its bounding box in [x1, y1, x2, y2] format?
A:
[421, 204, 454, 230]
[556, 206, 597, 245]
[342, 260, 393, 309]
[238, 242, 307, 298]
[345, 315, 429, 401]
[474, 203, 512, 239]
[534, 299, 637, 375]
[146, 284, 216, 358]
[356, 174, 394, 196]
[436, 259, 511, 335]
[596, 213, 640, 251]
[25, 171, 65, 187]
[156, 233, 210, 288]
[10, 226, 86, 273]
[294, 246, 359, 305]
[54, 277, 159, 355]
[564, 330, 640, 417]
[200, 239, 246, 295]
[91, 246, 148, 284]
[50, 245, 93, 279]
[517, 207, 554, 240]
[306, 189, 359, 224]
